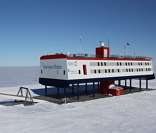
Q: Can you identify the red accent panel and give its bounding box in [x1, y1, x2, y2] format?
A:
[83, 65, 87, 75]
[96, 47, 110, 57]
[109, 87, 124, 96]
[40, 54, 67, 60]
[99, 80, 114, 95]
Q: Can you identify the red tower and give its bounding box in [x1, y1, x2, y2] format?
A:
[96, 42, 110, 58]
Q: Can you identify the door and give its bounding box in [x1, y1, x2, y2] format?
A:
[83, 65, 87, 75]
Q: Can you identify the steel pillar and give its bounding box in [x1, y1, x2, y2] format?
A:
[93, 82, 95, 97]
[118, 80, 121, 86]
[139, 78, 142, 91]
[125, 79, 127, 86]
[85, 82, 88, 95]
[97, 81, 100, 92]
[72, 84, 74, 96]
[77, 83, 79, 100]
[64, 88, 66, 98]
[45, 86, 47, 96]
[57, 87, 60, 97]
[129, 79, 132, 92]
[146, 79, 148, 90]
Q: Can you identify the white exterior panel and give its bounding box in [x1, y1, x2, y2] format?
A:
[40, 59, 68, 80]
[40, 59, 154, 80]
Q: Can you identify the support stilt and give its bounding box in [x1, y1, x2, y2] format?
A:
[85, 82, 88, 95]
[93, 82, 95, 97]
[146, 79, 148, 90]
[45, 86, 47, 96]
[64, 88, 66, 98]
[125, 79, 127, 86]
[57, 87, 60, 98]
[77, 83, 79, 100]
[129, 79, 132, 92]
[139, 78, 142, 91]
[97, 82, 100, 92]
[118, 80, 121, 86]
[72, 84, 74, 96]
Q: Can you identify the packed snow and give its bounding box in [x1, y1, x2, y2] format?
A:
[0, 78, 156, 133]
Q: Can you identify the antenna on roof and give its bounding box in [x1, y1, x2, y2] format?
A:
[107, 40, 110, 47]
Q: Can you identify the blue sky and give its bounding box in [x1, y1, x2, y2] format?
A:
[0, 0, 156, 66]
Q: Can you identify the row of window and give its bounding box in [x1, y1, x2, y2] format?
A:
[90, 68, 152, 74]
[41, 69, 66, 75]
[90, 61, 151, 67]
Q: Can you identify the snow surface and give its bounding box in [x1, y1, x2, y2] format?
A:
[0, 79, 156, 133]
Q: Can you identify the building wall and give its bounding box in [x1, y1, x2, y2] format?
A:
[67, 59, 153, 80]
[40, 59, 68, 80]
[40, 59, 154, 80]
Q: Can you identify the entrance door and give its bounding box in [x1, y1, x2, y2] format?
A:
[83, 65, 87, 75]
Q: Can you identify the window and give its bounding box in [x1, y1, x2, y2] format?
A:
[94, 70, 96, 74]
[63, 70, 65, 75]
[78, 70, 81, 74]
[98, 62, 100, 66]
[101, 62, 103, 66]
[41, 69, 43, 74]
[104, 62, 106, 66]
[98, 69, 100, 73]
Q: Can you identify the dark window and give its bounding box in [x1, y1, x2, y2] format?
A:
[63, 70, 65, 75]
[117, 62, 119, 66]
[41, 69, 43, 74]
[79, 70, 81, 74]
[98, 69, 100, 73]
[105, 69, 107, 73]
[101, 62, 103, 66]
[108, 69, 111, 73]
[94, 70, 96, 74]
[104, 62, 106, 66]
[112, 69, 114, 73]
[97, 62, 100, 66]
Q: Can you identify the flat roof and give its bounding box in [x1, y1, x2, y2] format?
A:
[40, 54, 152, 61]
